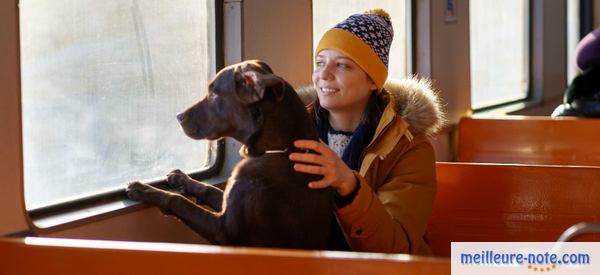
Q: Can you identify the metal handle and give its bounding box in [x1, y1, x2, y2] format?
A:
[557, 222, 600, 242]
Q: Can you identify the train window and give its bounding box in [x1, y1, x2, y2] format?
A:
[469, 0, 530, 110]
[566, 0, 581, 83]
[20, 1, 216, 210]
[312, 0, 410, 78]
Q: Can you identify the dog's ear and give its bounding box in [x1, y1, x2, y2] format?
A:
[235, 70, 285, 104]
[252, 60, 274, 74]
[243, 59, 274, 74]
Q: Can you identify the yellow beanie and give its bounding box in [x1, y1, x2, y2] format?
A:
[316, 9, 393, 91]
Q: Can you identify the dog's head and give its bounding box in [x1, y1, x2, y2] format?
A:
[176, 60, 288, 143]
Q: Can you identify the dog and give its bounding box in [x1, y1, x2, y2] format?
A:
[126, 60, 335, 249]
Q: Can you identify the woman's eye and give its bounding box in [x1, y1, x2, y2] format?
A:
[315, 61, 325, 67]
[337, 63, 350, 69]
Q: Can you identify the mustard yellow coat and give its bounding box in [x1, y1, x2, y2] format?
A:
[300, 77, 445, 255]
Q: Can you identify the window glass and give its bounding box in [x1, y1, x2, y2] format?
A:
[470, 0, 529, 109]
[20, 0, 215, 209]
[312, 0, 409, 79]
[566, 0, 580, 83]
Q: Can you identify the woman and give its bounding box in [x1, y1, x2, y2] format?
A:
[290, 9, 445, 255]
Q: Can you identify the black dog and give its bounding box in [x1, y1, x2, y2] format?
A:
[127, 60, 334, 249]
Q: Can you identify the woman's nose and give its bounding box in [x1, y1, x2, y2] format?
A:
[317, 65, 334, 80]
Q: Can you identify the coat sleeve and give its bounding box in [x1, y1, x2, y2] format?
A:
[335, 137, 437, 255]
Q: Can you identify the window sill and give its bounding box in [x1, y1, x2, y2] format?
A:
[30, 175, 229, 234]
[472, 97, 542, 117]
[27, 139, 227, 234]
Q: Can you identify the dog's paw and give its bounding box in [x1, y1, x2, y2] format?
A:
[166, 169, 191, 188]
[126, 182, 175, 215]
[126, 181, 153, 202]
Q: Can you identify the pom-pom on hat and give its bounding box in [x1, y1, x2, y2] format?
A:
[316, 9, 393, 91]
[576, 27, 600, 71]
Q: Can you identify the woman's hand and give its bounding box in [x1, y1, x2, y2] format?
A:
[289, 139, 357, 196]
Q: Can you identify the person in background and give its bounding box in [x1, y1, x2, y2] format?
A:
[552, 27, 600, 117]
[291, 9, 445, 255]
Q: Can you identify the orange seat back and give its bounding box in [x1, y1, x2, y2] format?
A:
[0, 237, 450, 274]
[457, 116, 600, 165]
[427, 162, 600, 257]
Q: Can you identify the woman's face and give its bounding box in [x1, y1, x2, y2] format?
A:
[312, 49, 376, 114]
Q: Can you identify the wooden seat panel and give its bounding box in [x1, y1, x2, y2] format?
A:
[0, 237, 450, 274]
[428, 162, 600, 257]
[457, 116, 600, 165]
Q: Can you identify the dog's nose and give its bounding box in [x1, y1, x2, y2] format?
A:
[176, 112, 185, 123]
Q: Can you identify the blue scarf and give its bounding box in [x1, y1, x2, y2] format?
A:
[315, 97, 385, 171]
[313, 93, 387, 251]
[317, 116, 376, 170]
[317, 106, 383, 251]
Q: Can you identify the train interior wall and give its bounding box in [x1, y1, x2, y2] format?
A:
[1, 0, 600, 251]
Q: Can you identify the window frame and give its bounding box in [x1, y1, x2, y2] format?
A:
[23, 0, 227, 231]
[469, 0, 533, 113]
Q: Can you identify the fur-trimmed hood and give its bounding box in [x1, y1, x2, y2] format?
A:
[297, 77, 446, 136]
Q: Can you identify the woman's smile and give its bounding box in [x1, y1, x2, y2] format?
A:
[319, 87, 340, 96]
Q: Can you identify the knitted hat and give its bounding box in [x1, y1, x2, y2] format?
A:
[316, 9, 393, 91]
[576, 27, 600, 71]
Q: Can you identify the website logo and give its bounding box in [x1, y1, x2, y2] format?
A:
[452, 242, 596, 274]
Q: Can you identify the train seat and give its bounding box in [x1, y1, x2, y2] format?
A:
[456, 116, 600, 166]
[427, 162, 600, 257]
[0, 236, 450, 274]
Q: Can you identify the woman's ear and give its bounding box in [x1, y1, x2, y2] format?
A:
[368, 78, 377, 91]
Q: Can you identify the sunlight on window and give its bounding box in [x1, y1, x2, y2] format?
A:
[312, 0, 409, 79]
[20, 0, 215, 209]
[470, 0, 529, 109]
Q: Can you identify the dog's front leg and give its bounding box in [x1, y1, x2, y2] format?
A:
[126, 182, 226, 244]
[167, 169, 223, 211]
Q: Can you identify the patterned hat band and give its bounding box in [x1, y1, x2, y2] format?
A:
[315, 9, 393, 91]
[334, 12, 393, 67]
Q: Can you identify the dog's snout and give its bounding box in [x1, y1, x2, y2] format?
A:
[176, 112, 185, 123]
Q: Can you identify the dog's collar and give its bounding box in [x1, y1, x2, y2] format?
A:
[241, 145, 290, 157]
[264, 149, 290, 154]
[264, 148, 315, 155]
[241, 145, 314, 157]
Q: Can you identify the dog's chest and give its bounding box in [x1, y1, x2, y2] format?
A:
[225, 154, 324, 205]
[232, 155, 298, 184]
